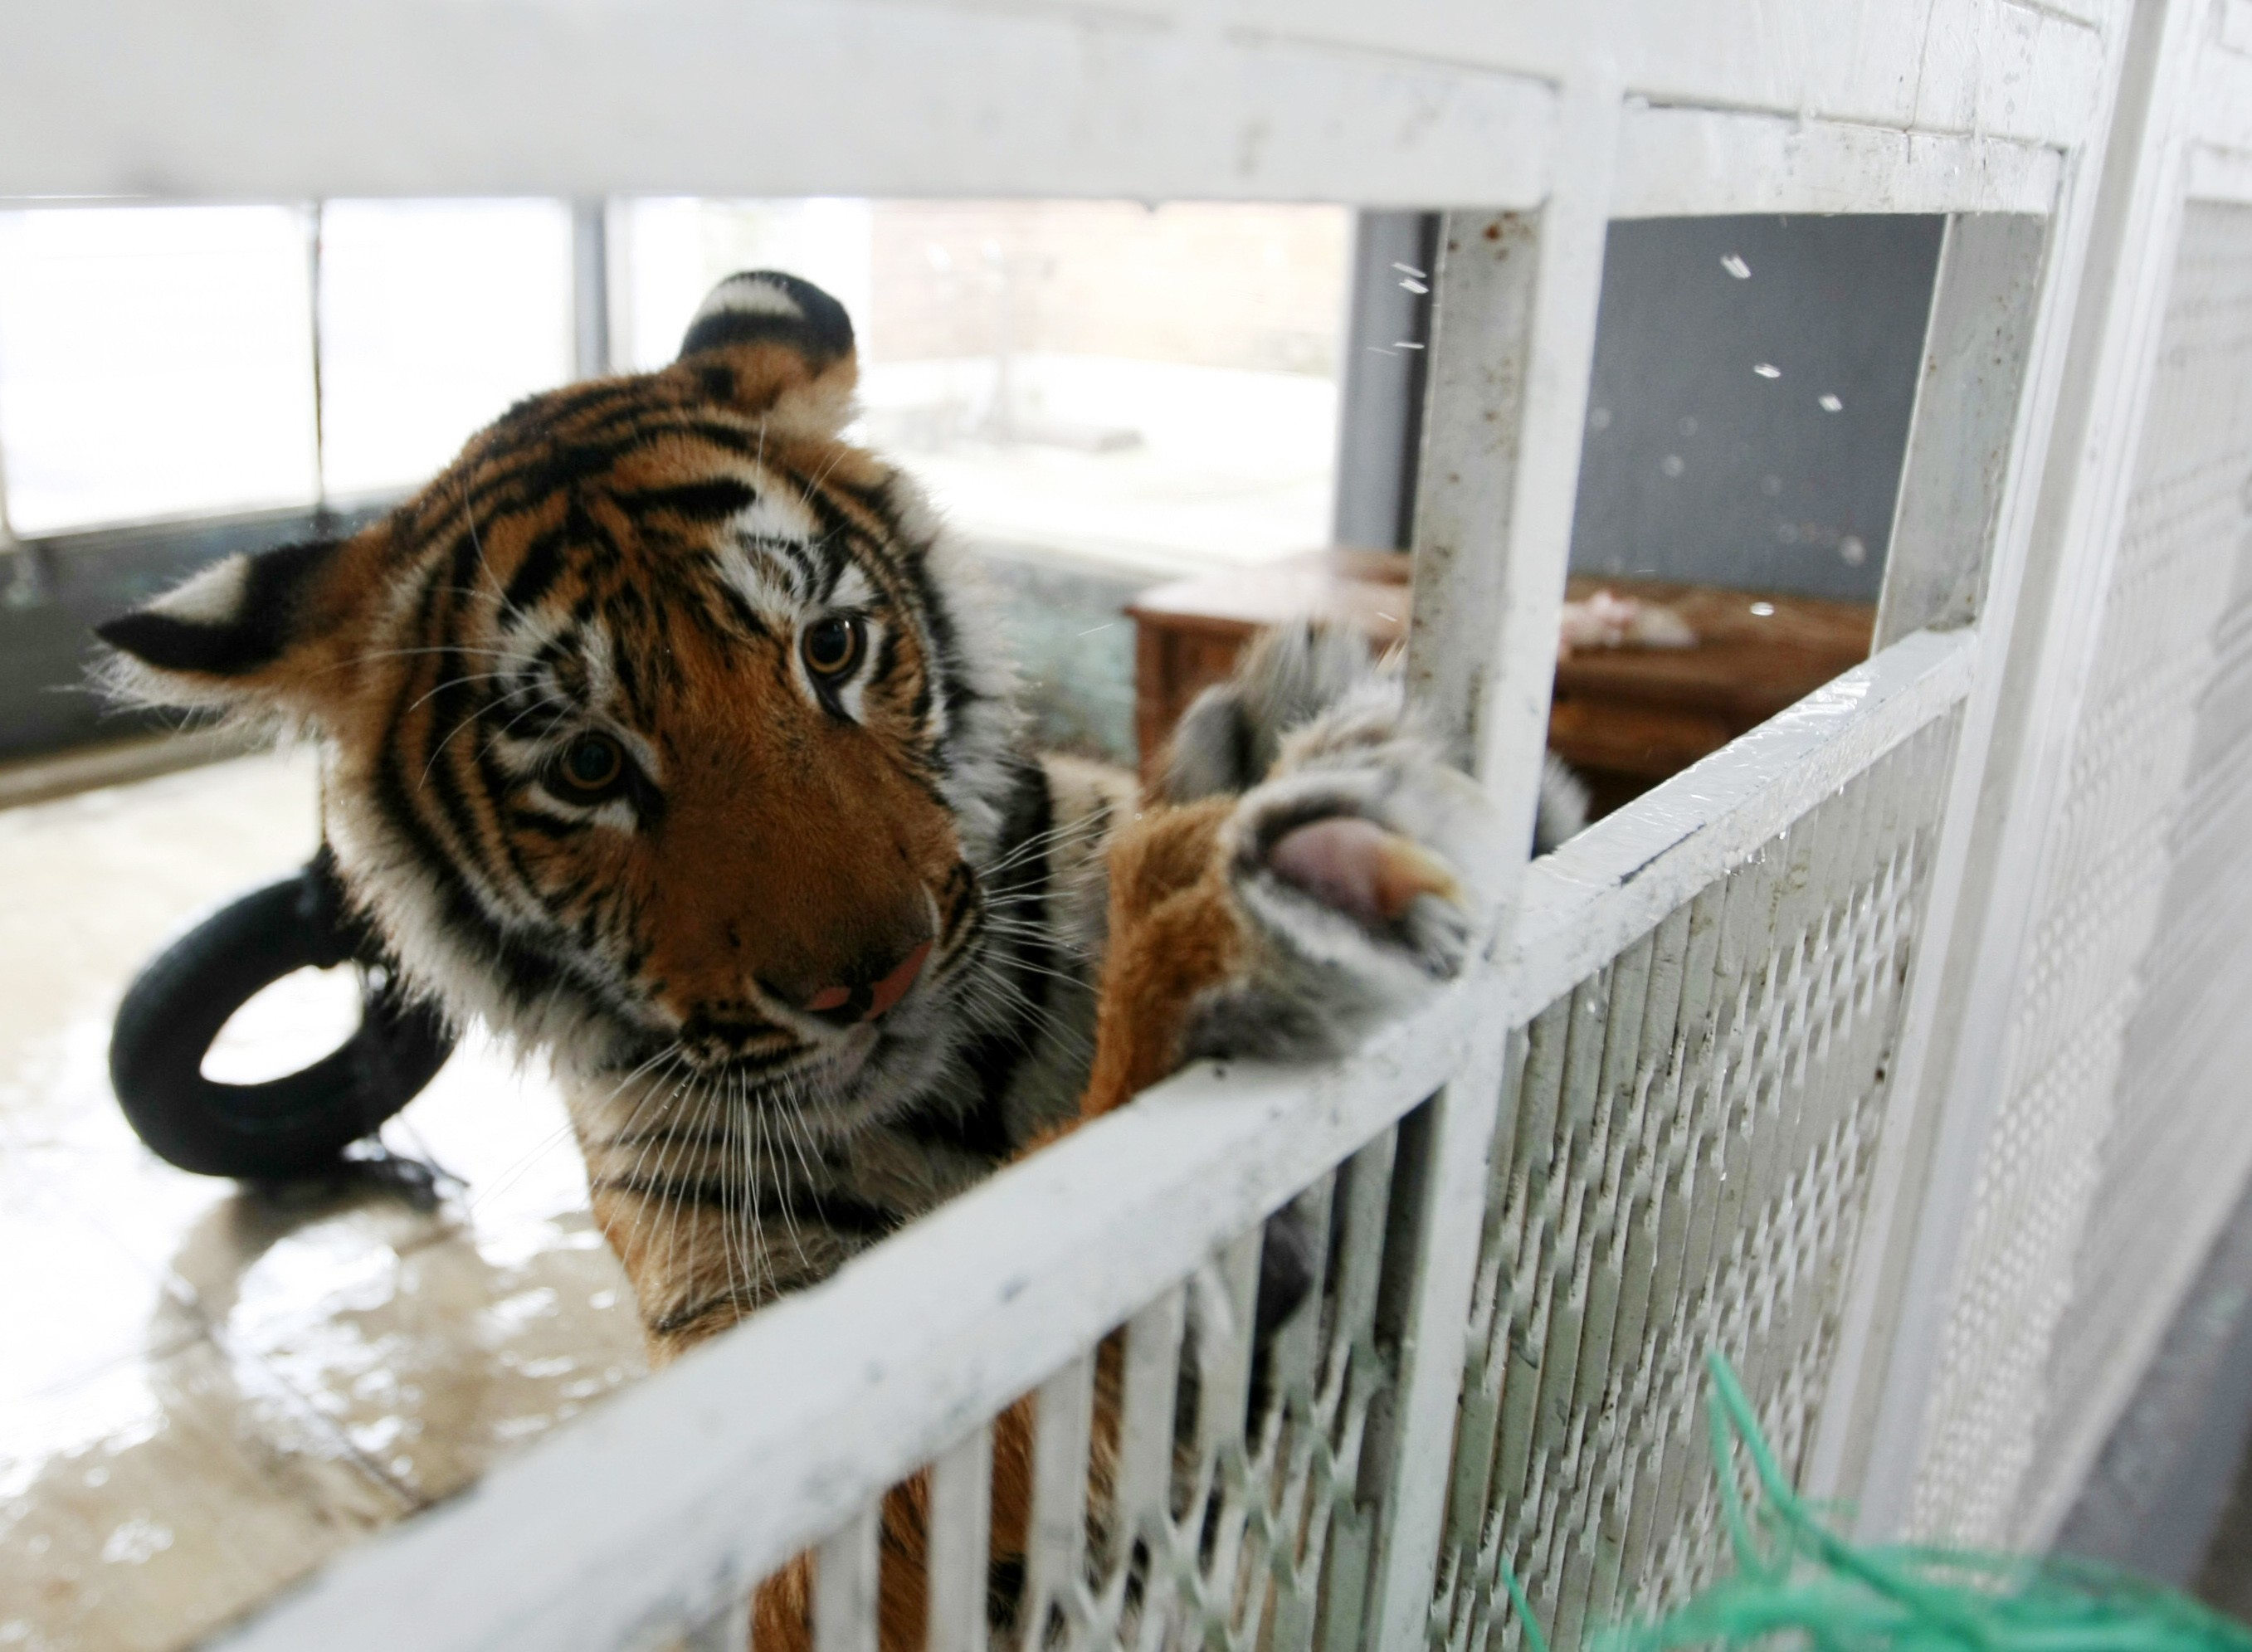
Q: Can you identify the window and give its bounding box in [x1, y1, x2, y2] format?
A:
[0, 205, 319, 534]
[1570, 214, 1946, 602]
[617, 198, 1352, 574]
[0, 196, 1348, 572]
[0, 198, 578, 534]
[316, 200, 575, 502]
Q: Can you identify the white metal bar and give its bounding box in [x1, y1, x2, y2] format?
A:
[1402, 188, 1611, 802]
[1313, 1130, 1399, 1652]
[1611, 108, 2063, 220]
[1844, 0, 2212, 1541]
[0, 2, 1558, 207]
[1805, 199, 2098, 1509]
[1486, 997, 1574, 1532]
[1373, 63, 1620, 1649]
[1399, 207, 1543, 774]
[569, 198, 611, 381]
[928, 1424, 993, 1652]
[1265, 1174, 1338, 1411]
[1796, 99, 2164, 1525]
[1912, 0, 2113, 144]
[1990, 192, 2252, 1544]
[1193, 1229, 1266, 1635]
[1774, 174, 2089, 1530]
[816, 1505, 881, 1652]
[0, 402, 17, 557]
[1364, 1034, 1515, 1652]
[1194, 1229, 1265, 1469]
[1512, 627, 1977, 1016]
[1618, 0, 2108, 149]
[1114, 1288, 1187, 1553]
[1333, 1131, 1401, 1394]
[211, 997, 1476, 1652]
[0, 2, 2127, 202]
[1025, 1353, 1096, 1640]
[305, 202, 329, 504]
[1874, 214, 2053, 649]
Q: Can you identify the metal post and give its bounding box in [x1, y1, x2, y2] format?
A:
[1801, 208, 2055, 1507]
[1840, 0, 2209, 1540]
[0, 391, 34, 609]
[307, 200, 331, 517]
[572, 197, 612, 380]
[1870, 214, 2050, 651]
[1366, 70, 1618, 1650]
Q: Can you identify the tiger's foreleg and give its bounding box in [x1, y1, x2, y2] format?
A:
[736, 626, 1519, 1652]
[743, 792, 1239, 1652]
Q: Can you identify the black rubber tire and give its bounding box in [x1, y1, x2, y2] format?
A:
[109, 865, 456, 1180]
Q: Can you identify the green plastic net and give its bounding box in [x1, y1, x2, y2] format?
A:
[1497, 1353, 2252, 1652]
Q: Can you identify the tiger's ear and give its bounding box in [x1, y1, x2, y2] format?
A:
[95, 534, 365, 714]
[674, 270, 858, 438]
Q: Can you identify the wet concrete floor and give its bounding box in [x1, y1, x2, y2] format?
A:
[0, 748, 648, 1650]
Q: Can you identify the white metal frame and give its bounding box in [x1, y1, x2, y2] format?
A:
[1847, 0, 2252, 1547]
[1841, 0, 2193, 1539]
[22, 0, 2252, 1644]
[209, 619, 1982, 1652]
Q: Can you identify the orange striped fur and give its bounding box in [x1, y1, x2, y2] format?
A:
[99, 270, 1548, 1651]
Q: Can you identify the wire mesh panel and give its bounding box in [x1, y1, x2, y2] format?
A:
[675, 1127, 1411, 1652]
[1431, 714, 1961, 1652]
[2020, 200, 2252, 1533]
[1908, 202, 2252, 1547]
[1024, 1137, 1397, 1652]
[154, 2, 2141, 1637]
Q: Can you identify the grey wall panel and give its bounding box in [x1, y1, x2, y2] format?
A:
[1571, 214, 1944, 602]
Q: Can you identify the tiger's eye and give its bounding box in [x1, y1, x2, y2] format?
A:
[552, 733, 625, 799]
[803, 616, 865, 680]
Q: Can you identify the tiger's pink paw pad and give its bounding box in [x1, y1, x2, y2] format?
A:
[1266, 816, 1462, 928]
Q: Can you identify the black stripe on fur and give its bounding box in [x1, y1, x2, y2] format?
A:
[898, 759, 1056, 1161]
[591, 1173, 899, 1238]
[97, 538, 336, 677]
[611, 478, 758, 524]
[676, 272, 854, 367]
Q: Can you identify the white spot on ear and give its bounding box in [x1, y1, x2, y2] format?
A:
[149, 554, 251, 626]
[694, 275, 804, 325]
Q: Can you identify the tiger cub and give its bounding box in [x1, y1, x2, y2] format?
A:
[99, 270, 1581, 1644]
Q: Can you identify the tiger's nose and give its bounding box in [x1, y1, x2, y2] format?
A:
[797, 941, 931, 1026]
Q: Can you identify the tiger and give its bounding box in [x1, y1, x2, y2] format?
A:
[96, 270, 1584, 1647]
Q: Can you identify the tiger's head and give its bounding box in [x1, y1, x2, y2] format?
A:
[99, 272, 1029, 1133]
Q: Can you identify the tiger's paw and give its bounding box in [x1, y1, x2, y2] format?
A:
[1173, 641, 1514, 1065]
[1088, 625, 1585, 1110]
